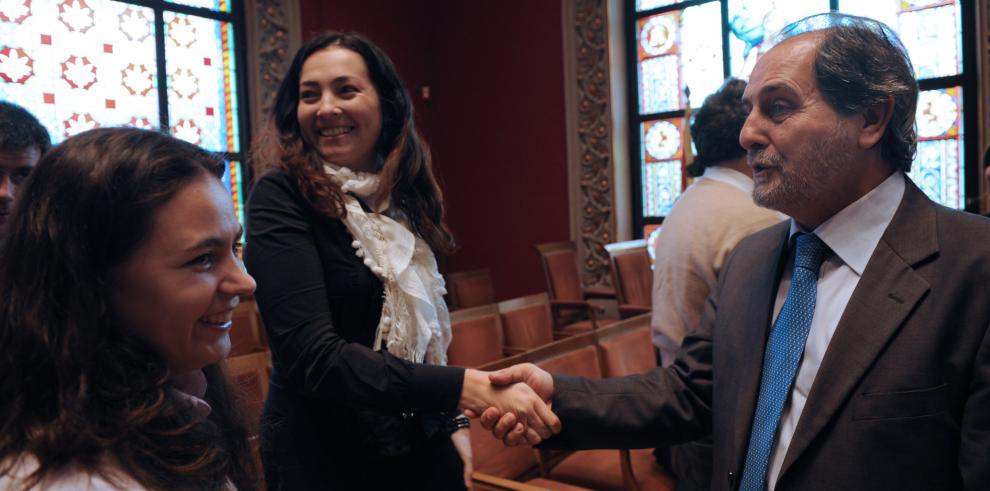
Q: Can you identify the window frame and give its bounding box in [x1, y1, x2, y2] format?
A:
[122, 0, 252, 183]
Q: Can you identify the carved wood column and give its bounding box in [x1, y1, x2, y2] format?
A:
[562, 0, 618, 288]
[244, 0, 301, 141]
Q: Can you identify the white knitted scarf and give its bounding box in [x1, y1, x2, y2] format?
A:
[323, 163, 452, 365]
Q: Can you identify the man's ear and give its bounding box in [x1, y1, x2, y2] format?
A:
[859, 95, 895, 150]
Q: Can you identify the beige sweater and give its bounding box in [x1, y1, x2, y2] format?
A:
[651, 172, 783, 365]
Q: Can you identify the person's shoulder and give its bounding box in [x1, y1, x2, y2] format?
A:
[0, 454, 145, 490]
[247, 168, 300, 205]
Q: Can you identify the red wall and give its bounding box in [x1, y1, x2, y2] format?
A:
[297, 1, 570, 300]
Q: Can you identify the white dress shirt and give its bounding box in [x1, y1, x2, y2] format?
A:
[765, 172, 906, 490]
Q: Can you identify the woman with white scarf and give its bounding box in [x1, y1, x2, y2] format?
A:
[246, 32, 558, 490]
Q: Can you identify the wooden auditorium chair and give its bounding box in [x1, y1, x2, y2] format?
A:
[604, 240, 653, 319]
[446, 268, 496, 310]
[229, 296, 268, 357]
[534, 241, 616, 332]
[223, 350, 273, 488]
[447, 304, 505, 367]
[596, 315, 675, 490]
[497, 293, 566, 354]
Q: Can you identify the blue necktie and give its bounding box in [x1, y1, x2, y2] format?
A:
[739, 233, 829, 491]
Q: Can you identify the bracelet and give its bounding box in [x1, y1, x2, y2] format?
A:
[447, 414, 470, 433]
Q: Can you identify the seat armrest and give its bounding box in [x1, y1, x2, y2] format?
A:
[618, 304, 651, 318]
[550, 300, 604, 314]
[582, 286, 616, 299]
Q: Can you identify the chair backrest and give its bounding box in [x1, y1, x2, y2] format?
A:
[497, 293, 556, 352]
[448, 304, 504, 367]
[535, 241, 583, 302]
[229, 296, 267, 357]
[470, 418, 542, 479]
[596, 314, 656, 377]
[446, 268, 496, 310]
[605, 239, 652, 308]
[223, 351, 272, 434]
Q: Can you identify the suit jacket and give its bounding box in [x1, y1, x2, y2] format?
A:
[549, 178, 990, 490]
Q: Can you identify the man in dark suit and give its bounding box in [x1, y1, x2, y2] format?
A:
[480, 13, 990, 491]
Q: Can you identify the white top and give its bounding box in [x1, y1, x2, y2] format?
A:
[766, 172, 905, 489]
[649, 166, 783, 361]
[700, 166, 756, 194]
[0, 455, 145, 490]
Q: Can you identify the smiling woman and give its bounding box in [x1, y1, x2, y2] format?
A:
[0, 128, 258, 490]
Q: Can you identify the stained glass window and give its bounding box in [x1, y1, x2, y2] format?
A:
[839, 1, 962, 79]
[0, 0, 160, 141]
[637, 2, 723, 114]
[727, 0, 829, 79]
[0, 0, 247, 218]
[221, 159, 245, 225]
[908, 87, 964, 208]
[636, 0, 682, 12]
[164, 12, 240, 152]
[168, 0, 231, 13]
[630, 0, 975, 232]
[644, 224, 662, 265]
[641, 116, 685, 217]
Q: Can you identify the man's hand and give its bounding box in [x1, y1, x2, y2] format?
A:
[476, 363, 557, 446]
[458, 367, 560, 445]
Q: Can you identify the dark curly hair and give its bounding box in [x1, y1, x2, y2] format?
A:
[685, 78, 749, 178]
[0, 101, 51, 155]
[0, 128, 256, 490]
[252, 31, 454, 254]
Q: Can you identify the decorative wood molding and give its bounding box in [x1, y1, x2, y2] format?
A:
[244, 0, 301, 142]
[562, 0, 615, 288]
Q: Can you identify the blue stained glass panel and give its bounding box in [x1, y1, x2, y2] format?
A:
[637, 3, 723, 114]
[643, 161, 682, 217]
[0, 0, 159, 143]
[839, 1, 961, 79]
[639, 55, 679, 114]
[907, 86, 964, 209]
[164, 11, 240, 152]
[727, 0, 829, 79]
[641, 117, 685, 217]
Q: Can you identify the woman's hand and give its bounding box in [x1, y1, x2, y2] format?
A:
[458, 368, 560, 444]
[450, 427, 474, 490]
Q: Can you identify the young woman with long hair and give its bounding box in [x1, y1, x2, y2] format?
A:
[0, 128, 258, 490]
[247, 32, 558, 490]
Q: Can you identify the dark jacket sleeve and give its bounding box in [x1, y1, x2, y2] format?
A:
[244, 171, 463, 413]
[546, 264, 717, 450]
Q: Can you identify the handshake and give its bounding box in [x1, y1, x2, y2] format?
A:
[458, 363, 560, 446]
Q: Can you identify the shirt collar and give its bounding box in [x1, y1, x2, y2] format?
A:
[787, 172, 905, 275]
[700, 166, 754, 194]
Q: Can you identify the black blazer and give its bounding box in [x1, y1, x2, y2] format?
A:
[244, 170, 463, 459]
[547, 177, 990, 490]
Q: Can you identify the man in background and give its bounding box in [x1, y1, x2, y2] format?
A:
[0, 102, 51, 243]
[650, 78, 783, 490]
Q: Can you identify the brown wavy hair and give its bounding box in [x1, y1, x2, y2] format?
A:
[252, 31, 454, 254]
[0, 128, 256, 490]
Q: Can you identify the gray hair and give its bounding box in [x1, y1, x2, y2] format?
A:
[773, 13, 918, 172]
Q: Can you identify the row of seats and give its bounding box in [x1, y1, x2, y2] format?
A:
[469, 313, 674, 491]
[448, 239, 654, 326]
[447, 292, 608, 368]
